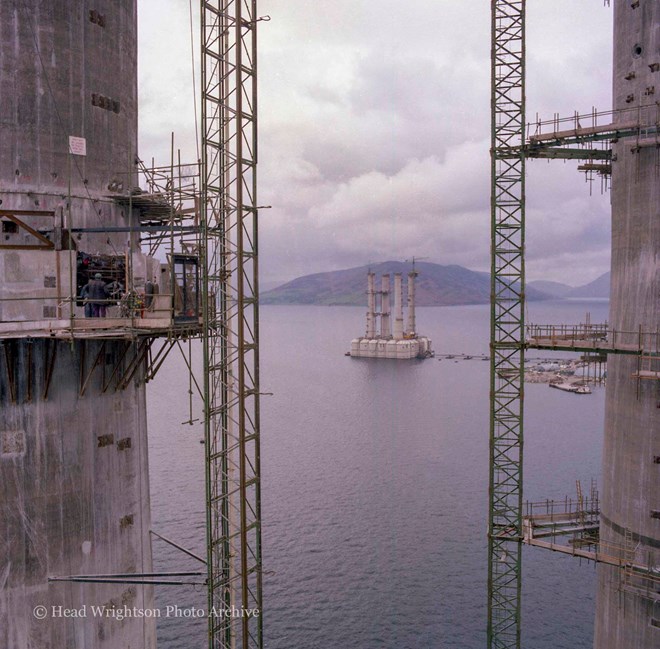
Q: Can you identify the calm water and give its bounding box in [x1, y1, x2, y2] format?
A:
[147, 299, 608, 648]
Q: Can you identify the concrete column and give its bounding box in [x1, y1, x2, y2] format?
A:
[393, 273, 404, 340]
[0, 4, 155, 647]
[594, 3, 660, 648]
[366, 272, 376, 338]
[0, 341, 155, 649]
[407, 271, 417, 335]
[380, 274, 391, 338]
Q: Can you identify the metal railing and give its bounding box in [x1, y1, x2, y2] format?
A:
[526, 102, 660, 142]
[526, 323, 660, 355]
[523, 495, 600, 522]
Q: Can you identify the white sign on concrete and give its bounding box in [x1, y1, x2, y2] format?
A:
[68, 136, 87, 156]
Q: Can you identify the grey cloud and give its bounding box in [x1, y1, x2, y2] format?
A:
[137, 0, 616, 286]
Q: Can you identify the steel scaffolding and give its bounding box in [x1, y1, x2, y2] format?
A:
[487, 3, 660, 647]
[488, 2, 526, 648]
[201, 1, 263, 648]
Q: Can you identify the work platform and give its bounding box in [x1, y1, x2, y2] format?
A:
[526, 322, 660, 357]
[527, 120, 659, 149]
[521, 103, 660, 163]
[520, 493, 660, 600]
[0, 316, 203, 340]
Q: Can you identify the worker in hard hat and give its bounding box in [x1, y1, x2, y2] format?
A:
[80, 272, 110, 317]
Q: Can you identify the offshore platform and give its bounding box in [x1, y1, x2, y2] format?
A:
[349, 270, 433, 360]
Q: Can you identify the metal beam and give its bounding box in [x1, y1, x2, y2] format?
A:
[526, 341, 646, 356]
[150, 529, 208, 564]
[494, 124, 660, 162]
[1, 214, 54, 248]
[525, 146, 611, 161]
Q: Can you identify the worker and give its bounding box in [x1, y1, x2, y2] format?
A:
[144, 278, 159, 311]
[105, 279, 124, 304]
[80, 272, 109, 317]
[79, 283, 93, 318]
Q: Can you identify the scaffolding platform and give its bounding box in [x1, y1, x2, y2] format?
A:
[0, 316, 202, 340]
[526, 323, 660, 357]
[528, 120, 645, 146]
[0, 158, 204, 346]
[633, 369, 660, 380]
[522, 496, 603, 562]
[632, 355, 660, 380]
[526, 103, 660, 149]
[522, 493, 660, 598]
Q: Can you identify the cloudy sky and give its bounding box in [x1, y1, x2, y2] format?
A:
[138, 1, 613, 287]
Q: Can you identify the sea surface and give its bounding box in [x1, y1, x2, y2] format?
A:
[146, 299, 609, 649]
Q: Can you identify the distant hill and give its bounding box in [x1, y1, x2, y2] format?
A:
[567, 272, 610, 298]
[527, 280, 572, 298]
[261, 261, 549, 306]
[528, 272, 610, 299]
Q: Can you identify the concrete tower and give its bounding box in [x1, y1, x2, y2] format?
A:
[393, 273, 404, 340]
[594, 2, 660, 646]
[380, 274, 391, 338]
[0, 3, 156, 648]
[366, 271, 376, 338]
[406, 270, 417, 336]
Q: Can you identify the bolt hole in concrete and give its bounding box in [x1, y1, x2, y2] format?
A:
[632, 44, 643, 58]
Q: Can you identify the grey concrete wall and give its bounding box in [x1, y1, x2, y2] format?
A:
[0, 340, 156, 648]
[594, 1, 660, 646]
[0, 193, 140, 269]
[0, 0, 142, 269]
[0, 2, 157, 647]
[0, 0, 145, 311]
[0, 0, 138, 197]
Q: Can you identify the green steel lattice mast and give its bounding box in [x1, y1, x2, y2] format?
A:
[201, 1, 263, 648]
[488, 1, 526, 648]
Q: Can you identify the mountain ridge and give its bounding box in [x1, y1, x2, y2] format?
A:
[528, 271, 610, 299]
[261, 261, 548, 306]
[262, 263, 612, 306]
